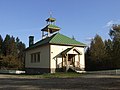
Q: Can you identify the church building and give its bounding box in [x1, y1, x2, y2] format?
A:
[25, 16, 86, 74]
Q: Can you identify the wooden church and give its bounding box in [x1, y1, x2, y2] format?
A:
[25, 16, 86, 74]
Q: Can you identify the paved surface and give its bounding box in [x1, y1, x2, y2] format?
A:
[0, 74, 120, 90]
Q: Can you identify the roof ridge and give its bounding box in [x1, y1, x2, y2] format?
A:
[26, 33, 86, 50]
[49, 33, 86, 46]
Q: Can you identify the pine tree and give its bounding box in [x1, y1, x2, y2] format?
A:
[16, 37, 26, 68]
[87, 34, 106, 70]
[85, 47, 92, 70]
[2, 35, 26, 69]
[0, 35, 3, 55]
[3, 34, 11, 56]
[9, 36, 17, 56]
[109, 24, 120, 68]
[104, 39, 114, 69]
[90, 34, 105, 61]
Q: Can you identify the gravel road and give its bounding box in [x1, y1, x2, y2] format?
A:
[0, 74, 120, 90]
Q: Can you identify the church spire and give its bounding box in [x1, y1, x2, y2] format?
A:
[46, 12, 56, 24]
[41, 13, 60, 39]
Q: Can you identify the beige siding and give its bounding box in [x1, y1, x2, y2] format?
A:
[75, 47, 85, 69]
[50, 45, 70, 68]
[25, 44, 85, 73]
[25, 45, 50, 68]
[50, 45, 85, 73]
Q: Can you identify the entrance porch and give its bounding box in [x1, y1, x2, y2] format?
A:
[57, 47, 84, 72]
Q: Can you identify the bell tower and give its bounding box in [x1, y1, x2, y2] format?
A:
[41, 14, 60, 39]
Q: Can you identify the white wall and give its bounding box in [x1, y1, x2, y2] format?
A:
[75, 47, 85, 69]
[25, 44, 85, 73]
[50, 45, 85, 71]
[25, 45, 50, 68]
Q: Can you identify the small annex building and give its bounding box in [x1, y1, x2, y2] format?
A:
[25, 16, 86, 74]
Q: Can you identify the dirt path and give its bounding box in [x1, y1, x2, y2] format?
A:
[0, 74, 120, 90]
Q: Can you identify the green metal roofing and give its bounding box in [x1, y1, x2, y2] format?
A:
[26, 33, 86, 50]
[49, 33, 86, 46]
[41, 24, 60, 31]
[48, 24, 60, 29]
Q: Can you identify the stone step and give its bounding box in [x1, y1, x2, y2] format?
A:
[69, 66, 86, 73]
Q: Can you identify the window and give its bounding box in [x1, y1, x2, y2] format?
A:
[31, 54, 33, 63]
[34, 53, 36, 62]
[31, 52, 40, 63]
[37, 52, 40, 62]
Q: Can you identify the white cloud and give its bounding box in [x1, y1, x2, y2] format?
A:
[106, 20, 114, 27]
[105, 20, 120, 28]
[85, 37, 94, 41]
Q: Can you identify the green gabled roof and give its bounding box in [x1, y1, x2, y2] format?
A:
[41, 24, 60, 31]
[26, 34, 55, 49]
[50, 33, 86, 46]
[26, 33, 86, 50]
[48, 24, 60, 29]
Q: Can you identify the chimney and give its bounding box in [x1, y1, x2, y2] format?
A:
[29, 36, 34, 47]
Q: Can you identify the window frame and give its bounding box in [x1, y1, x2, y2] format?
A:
[31, 52, 40, 63]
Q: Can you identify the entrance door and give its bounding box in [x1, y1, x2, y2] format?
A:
[68, 54, 75, 67]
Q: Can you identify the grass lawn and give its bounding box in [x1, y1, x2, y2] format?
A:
[16, 72, 83, 79]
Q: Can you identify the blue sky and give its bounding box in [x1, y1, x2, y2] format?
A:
[0, 0, 120, 47]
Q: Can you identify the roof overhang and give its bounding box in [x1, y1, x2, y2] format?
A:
[61, 47, 82, 55]
[41, 25, 60, 33]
